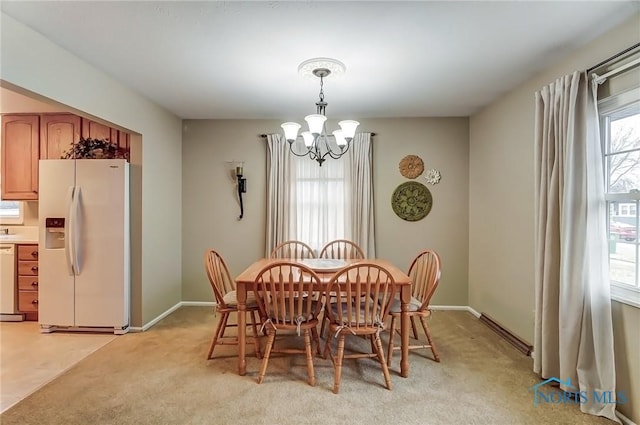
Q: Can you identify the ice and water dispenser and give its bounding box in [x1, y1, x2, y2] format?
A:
[45, 218, 65, 249]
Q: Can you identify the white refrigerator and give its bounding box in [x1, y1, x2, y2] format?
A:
[38, 159, 130, 334]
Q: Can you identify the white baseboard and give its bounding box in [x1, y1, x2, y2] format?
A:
[128, 302, 182, 332]
[430, 305, 481, 318]
[133, 303, 479, 332]
[181, 301, 215, 307]
[129, 301, 216, 332]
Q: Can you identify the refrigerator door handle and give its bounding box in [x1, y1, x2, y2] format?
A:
[72, 186, 82, 275]
[65, 186, 75, 276]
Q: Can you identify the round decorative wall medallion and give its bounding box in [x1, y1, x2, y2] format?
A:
[391, 181, 433, 221]
[424, 168, 442, 185]
[398, 155, 424, 179]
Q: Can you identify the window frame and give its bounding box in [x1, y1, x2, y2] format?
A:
[0, 200, 24, 225]
[599, 87, 640, 308]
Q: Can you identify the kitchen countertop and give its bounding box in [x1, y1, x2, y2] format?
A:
[0, 235, 38, 244]
[0, 226, 38, 244]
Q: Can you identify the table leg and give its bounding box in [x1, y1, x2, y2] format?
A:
[237, 283, 247, 376]
[400, 284, 410, 378]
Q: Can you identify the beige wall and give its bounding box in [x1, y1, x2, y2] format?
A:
[181, 119, 268, 302]
[1, 13, 183, 327]
[21, 202, 38, 226]
[181, 117, 469, 306]
[612, 301, 640, 422]
[469, 13, 640, 422]
[366, 118, 469, 306]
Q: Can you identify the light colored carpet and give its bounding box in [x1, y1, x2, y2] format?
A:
[0, 307, 614, 425]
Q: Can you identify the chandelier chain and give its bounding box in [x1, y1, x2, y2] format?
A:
[316, 75, 327, 116]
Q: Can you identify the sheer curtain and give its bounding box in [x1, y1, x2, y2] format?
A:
[292, 148, 346, 253]
[533, 71, 619, 422]
[265, 132, 375, 257]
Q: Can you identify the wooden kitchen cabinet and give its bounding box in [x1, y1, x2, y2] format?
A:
[1, 115, 130, 201]
[1, 114, 40, 200]
[17, 244, 39, 321]
[118, 130, 130, 158]
[40, 114, 81, 159]
[81, 118, 130, 160]
[82, 118, 118, 145]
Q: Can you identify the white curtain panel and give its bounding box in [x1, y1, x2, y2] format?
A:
[533, 71, 619, 422]
[347, 133, 376, 258]
[292, 148, 347, 252]
[265, 134, 296, 257]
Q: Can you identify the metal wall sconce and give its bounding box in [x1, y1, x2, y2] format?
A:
[235, 163, 247, 220]
[225, 160, 247, 220]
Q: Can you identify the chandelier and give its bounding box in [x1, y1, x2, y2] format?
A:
[281, 58, 359, 166]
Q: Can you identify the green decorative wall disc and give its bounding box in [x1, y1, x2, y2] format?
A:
[391, 181, 433, 221]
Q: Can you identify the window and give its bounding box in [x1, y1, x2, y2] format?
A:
[600, 88, 640, 307]
[0, 200, 23, 224]
[291, 155, 349, 253]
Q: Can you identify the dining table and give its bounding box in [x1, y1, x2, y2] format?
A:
[234, 257, 413, 378]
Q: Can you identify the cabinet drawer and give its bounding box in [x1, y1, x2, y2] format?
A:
[17, 245, 39, 260]
[18, 275, 39, 290]
[18, 260, 38, 276]
[18, 290, 38, 312]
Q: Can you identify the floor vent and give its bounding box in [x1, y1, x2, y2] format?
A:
[479, 313, 533, 356]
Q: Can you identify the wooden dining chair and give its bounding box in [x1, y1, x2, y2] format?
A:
[204, 249, 262, 360]
[270, 240, 316, 259]
[318, 239, 365, 339]
[323, 263, 396, 394]
[253, 261, 324, 386]
[386, 249, 442, 365]
[319, 239, 365, 260]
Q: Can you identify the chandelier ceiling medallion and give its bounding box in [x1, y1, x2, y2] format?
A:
[281, 58, 359, 166]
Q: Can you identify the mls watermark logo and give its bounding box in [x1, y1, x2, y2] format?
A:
[529, 377, 627, 407]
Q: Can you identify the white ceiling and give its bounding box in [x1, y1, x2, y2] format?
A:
[2, 1, 639, 120]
